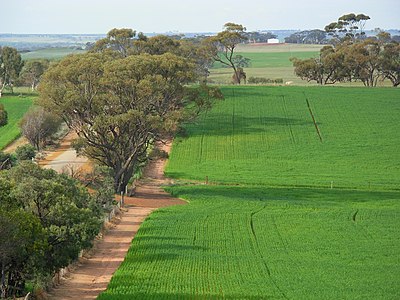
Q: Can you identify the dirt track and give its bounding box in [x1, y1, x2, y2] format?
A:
[47, 140, 185, 299]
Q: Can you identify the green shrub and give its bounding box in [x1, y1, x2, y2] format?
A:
[0, 151, 15, 170]
[15, 144, 36, 161]
[247, 77, 284, 84]
[0, 104, 8, 127]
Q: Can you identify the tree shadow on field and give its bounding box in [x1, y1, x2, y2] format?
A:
[98, 291, 272, 300]
[184, 112, 314, 138]
[167, 185, 400, 205]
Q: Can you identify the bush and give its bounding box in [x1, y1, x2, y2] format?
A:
[0, 151, 15, 170]
[0, 104, 8, 127]
[15, 144, 36, 161]
[20, 107, 62, 150]
[247, 77, 284, 85]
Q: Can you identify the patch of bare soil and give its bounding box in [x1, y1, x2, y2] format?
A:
[47, 140, 185, 300]
[3, 136, 28, 154]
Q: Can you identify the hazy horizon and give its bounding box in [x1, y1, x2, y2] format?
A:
[1, 0, 399, 34]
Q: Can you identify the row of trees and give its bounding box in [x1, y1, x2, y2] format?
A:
[291, 14, 400, 87]
[285, 30, 328, 44]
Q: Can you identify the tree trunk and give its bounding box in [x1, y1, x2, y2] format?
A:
[113, 165, 135, 194]
[1, 260, 6, 299]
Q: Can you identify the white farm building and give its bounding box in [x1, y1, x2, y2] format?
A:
[267, 38, 280, 44]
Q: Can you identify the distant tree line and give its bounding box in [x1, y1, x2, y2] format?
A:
[291, 14, 400, 87]
[285, 30, 328, 44]
[285, 14, 400, 45]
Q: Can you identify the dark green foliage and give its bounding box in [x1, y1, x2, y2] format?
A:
[248, 77, 284, 84]
[80, 165, 115, 212]
[0, 151, 15, 170]
[0, 207, 47, 298]
[0, 162, 103, 297]
[15, 144, 36, 161]
[0, 103, 7, 126]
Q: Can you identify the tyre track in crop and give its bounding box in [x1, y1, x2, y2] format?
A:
[281, 95, 296, 145]
[249, 205, 289, 299]
[231, 90, 236, 157]
[350, 209, 376, 242]
[303, 93, 323, 143]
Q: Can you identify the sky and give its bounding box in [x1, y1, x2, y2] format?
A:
[1, 0, 399, 34]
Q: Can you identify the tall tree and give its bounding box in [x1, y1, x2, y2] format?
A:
[0, 46, 23, 97]
[325, 13, 370, 42]
[90, 28, 137, 57]
[19, 59, 49, 91]
[39, 52, 221, 193]
[205, 23, 249, 84]
[20, 107, 61, 150]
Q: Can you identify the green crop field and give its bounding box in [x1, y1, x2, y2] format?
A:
[209, 44, 321, 85]
[167, 86, 400, 190]
[0, 95, 34, 150]
[99, 86, 400, 299]
[21, 47, 86, 60]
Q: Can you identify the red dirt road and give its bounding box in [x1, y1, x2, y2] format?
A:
[47, 140, 185, 299]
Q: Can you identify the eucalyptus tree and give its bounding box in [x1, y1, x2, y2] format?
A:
[19, 59, 49, 91]
[325, 13, 370, 42]
[39, 51, 221, 193]
[204, 23, 249, 84]
[379, 42, 400, 87]
[0, 46, 23, 97]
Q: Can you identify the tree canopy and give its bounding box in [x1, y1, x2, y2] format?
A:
[325, 13, 370, 42]
[39, 39, 222, 192]
[204, 23, 249, 84]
